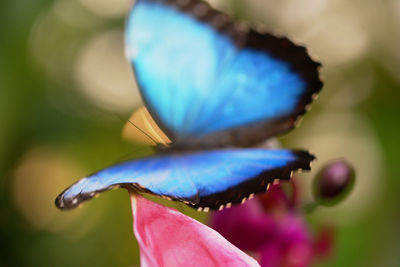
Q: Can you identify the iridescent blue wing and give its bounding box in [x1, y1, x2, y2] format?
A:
[126, 0, 322, 148]
[55, 149, 314, 210]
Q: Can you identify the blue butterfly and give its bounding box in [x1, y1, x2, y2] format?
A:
[55, 0, 322, 211]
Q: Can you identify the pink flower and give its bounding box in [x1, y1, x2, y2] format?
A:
[130, 193, 260, 267]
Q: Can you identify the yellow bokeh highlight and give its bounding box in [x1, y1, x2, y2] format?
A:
[12, 147, 87, 232]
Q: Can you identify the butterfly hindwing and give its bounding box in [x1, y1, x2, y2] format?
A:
[55, 149, 314, 210]
[126, 0, 322, 148]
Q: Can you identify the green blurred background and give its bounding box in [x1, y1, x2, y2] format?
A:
[1, 0, 399, 266]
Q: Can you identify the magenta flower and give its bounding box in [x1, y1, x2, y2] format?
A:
[130, 193, 260, 267]
[211, 182, 327, 267]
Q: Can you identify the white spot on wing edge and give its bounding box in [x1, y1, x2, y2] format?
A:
[110, 185, 120, 190]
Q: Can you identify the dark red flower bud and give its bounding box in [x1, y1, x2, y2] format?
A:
[313, 160, 355, 206]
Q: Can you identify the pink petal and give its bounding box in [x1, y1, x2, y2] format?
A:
[131, 193, 260, 267]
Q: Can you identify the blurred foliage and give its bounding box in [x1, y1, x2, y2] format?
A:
[1, 0, 400, 266]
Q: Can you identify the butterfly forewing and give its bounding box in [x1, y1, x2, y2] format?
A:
[126, 0, 322, 148]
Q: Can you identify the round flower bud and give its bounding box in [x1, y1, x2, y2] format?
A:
[313, 160, 355, 206]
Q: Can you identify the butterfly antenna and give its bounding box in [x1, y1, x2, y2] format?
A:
[126, 118, 159, 146]
[97, 109, 159, 145]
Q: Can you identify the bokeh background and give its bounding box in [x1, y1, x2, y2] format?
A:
[1, 0, 399, 266]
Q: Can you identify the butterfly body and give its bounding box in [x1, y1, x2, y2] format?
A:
[56, 0, 322, 210]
